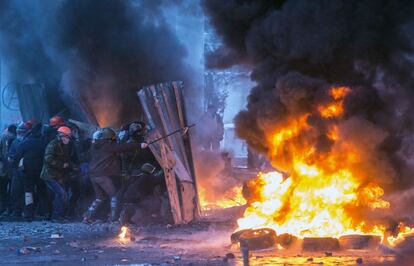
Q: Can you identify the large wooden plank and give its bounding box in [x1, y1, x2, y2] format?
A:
[180, 181, 197, 222]
[173, 82, 200, 217]
[160, 84, 189, 170]
[160, 139, 182, 224]
[174, 153, 193, 182]
[137, 81, 200, 224]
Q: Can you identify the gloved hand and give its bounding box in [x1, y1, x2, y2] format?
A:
[140, 142, 149, 149]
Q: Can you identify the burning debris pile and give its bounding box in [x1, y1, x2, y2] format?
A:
[203, 0, 414, 251]
[237, 85, 394, 239]
[231, 83, 414, 251]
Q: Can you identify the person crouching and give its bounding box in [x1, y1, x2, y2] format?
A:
[83, 127, 147, 223]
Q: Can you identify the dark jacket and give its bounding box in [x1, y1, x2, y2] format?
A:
[0, 134, 13, 161]
[89, 140, 142, 177]
[42, 125, 58, 146]
[8, 138, 24, 178]
[0, 134, 15, 178]
[40, 138, 79, 183]
[123, 137, 159, 177]
[123, 173, 166, 202]
[14, 134, 46, 179]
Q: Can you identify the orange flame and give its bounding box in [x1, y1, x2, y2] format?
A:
[318, 86, 350, 118]
[118, 226, 129, 242]
[318, 103, 344, 118]
[237, 85, 412, 244]
[330, 86, 350, 100]
[199, 186, 246, 210]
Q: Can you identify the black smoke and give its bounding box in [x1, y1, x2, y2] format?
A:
[0, 0, 199, 126]
[203, 0, 414, 193]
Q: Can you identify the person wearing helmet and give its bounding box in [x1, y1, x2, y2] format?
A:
[117, 121, 167, 225]
[65, 122, 92, 219]
[7, 121, 33, 217]
[13, 122, 47, 221]
[42, 115, 65, 146]
[40, 126, 79, 221]
[0, 124, 17, 215]
[119, 121, 147, 174]
[83, 127, 148, 223]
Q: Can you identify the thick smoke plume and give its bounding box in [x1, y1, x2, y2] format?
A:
[204, 0, 414, 204]
[0, 0, 200, 126]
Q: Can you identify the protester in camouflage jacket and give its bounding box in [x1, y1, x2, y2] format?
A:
[41, 126, 78, 220]
[40, 134, 78, 184]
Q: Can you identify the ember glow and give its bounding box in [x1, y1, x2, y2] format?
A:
[118, 226, 129, 243]
[199, 186, 246, 210]
[237, 86, 413, 243]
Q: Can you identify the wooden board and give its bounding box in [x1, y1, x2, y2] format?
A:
[137, 81, 200, 224]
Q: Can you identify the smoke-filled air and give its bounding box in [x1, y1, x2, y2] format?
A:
[204, 0, 414, 243]
[0, 0, 199, 126]
[2, 0, 414, 264]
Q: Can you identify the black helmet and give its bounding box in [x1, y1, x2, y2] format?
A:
[94, 127, 116, 141]
[16, 122, 31, 135]
[128, 121, 146, 136]
[7, 124, 17, 135]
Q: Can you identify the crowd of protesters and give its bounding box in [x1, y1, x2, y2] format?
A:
[0, 116, 167, 224]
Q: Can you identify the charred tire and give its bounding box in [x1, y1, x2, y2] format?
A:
[277, 233, 298, 249]
[231, 229, 252, 244]
[339, 235, 381, 250]
[239, 228, 277, 250]
[302, 237, 340, 251]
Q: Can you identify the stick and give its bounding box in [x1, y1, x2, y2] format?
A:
[149, 124, 196, 145]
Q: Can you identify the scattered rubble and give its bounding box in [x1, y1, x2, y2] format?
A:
[17, 246, 41, 255]
[52, 249, 61, 255]
[51, 233, 63, 239]
[0, 218, 399, 265]
[67, 241, 80, 248]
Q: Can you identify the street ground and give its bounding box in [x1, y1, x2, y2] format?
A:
[0, 207, 401, 265]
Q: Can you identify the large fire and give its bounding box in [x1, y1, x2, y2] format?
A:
[199, 186, 246, 210]
[237, 86, 413, 244]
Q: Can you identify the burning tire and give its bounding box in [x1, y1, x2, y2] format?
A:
[277, 233, 298, 249]
[231, 229, 252, 244]
[302, 237, 340, 251]
[238, 228, 277, 250]
[339, 235, 381, 250]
